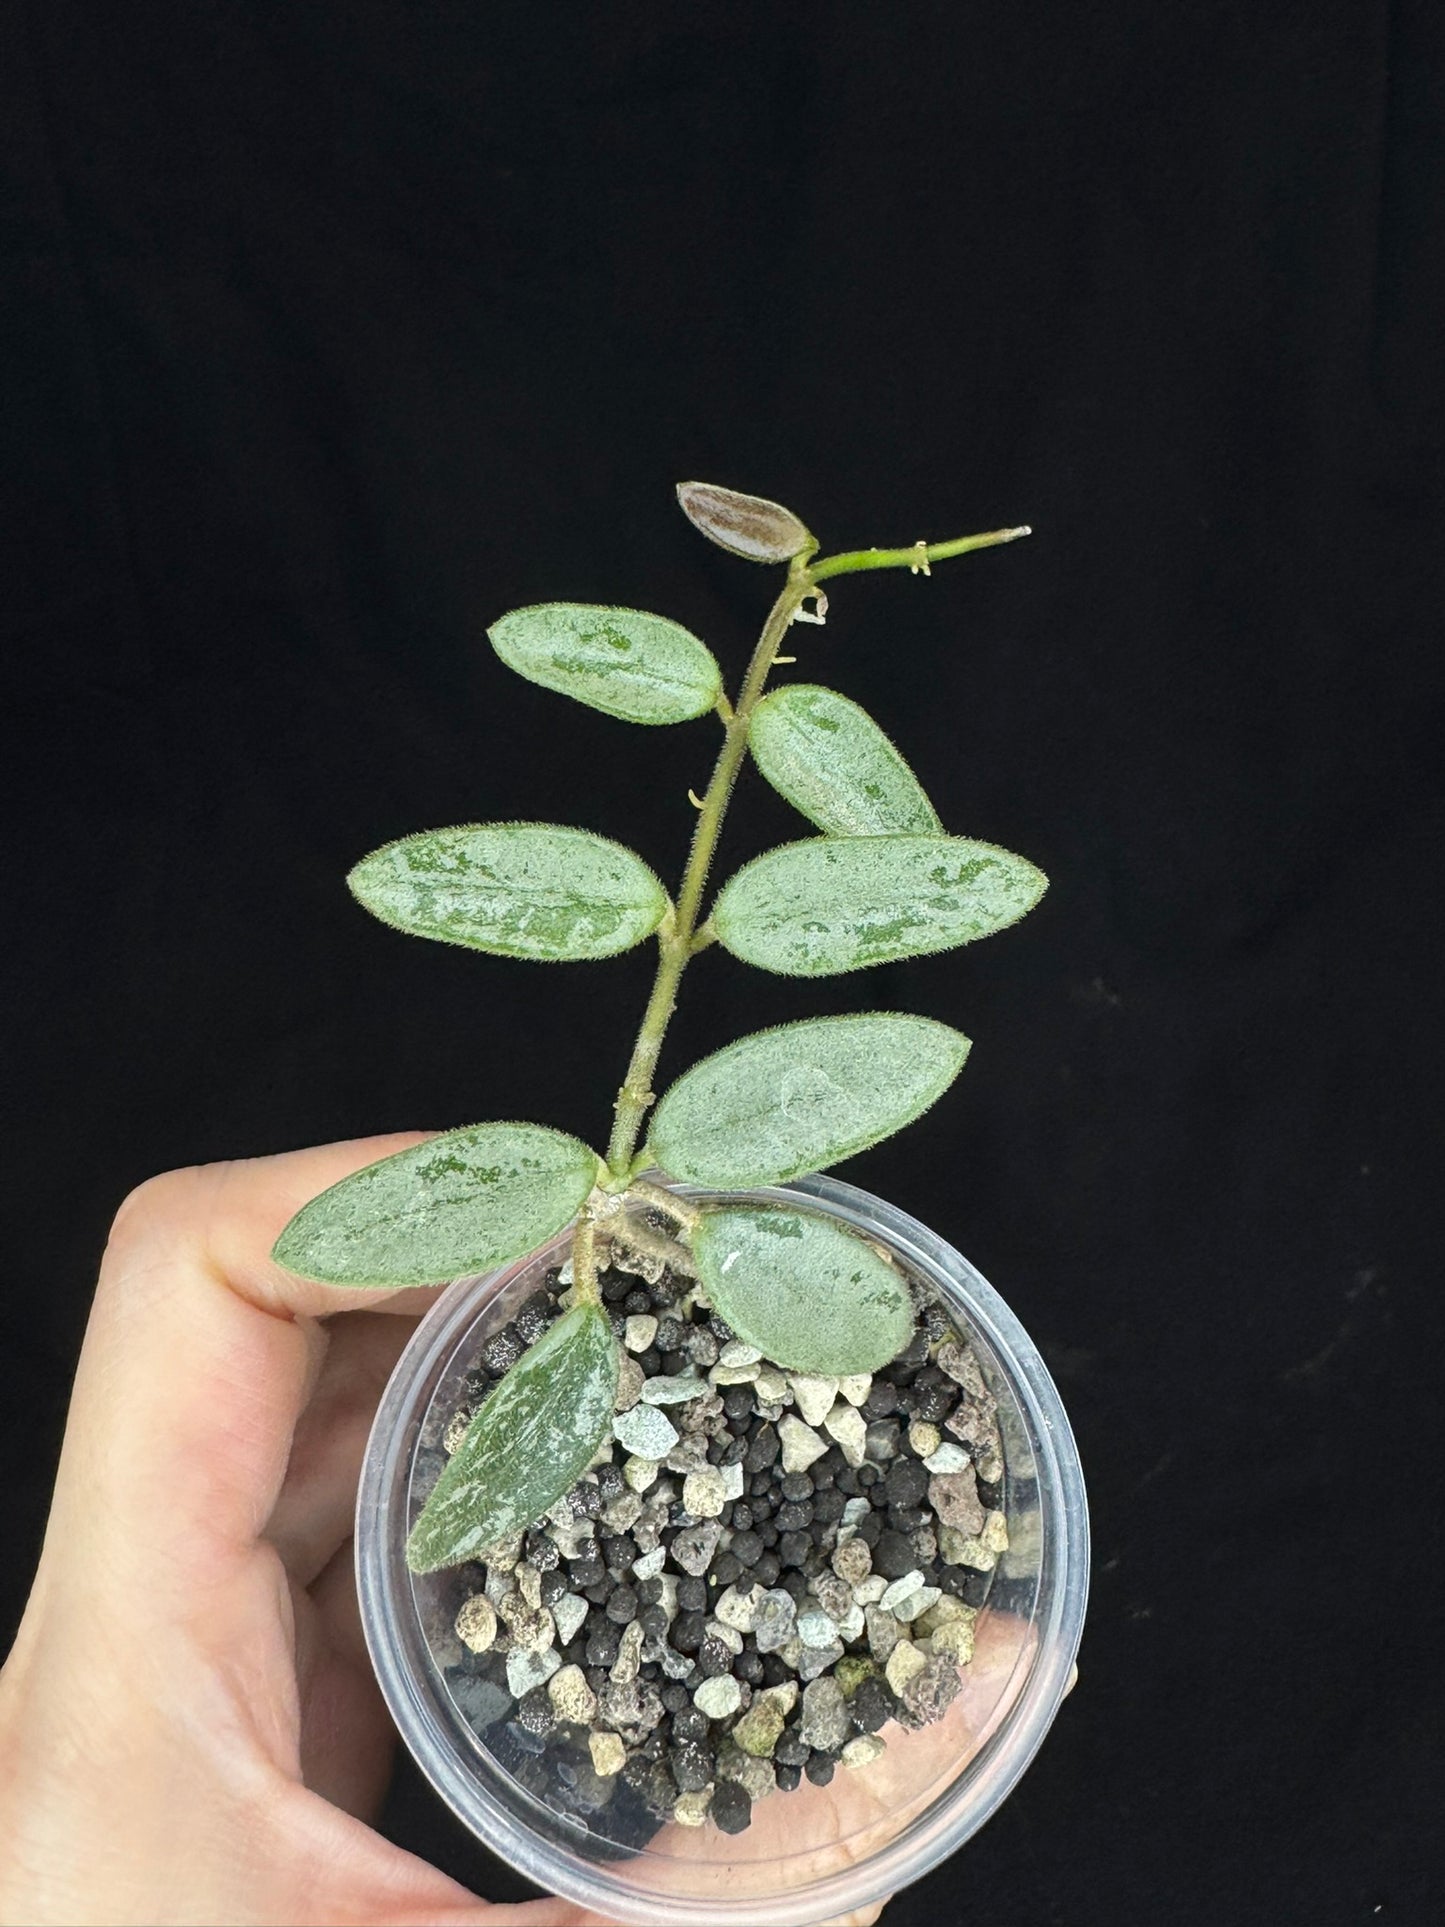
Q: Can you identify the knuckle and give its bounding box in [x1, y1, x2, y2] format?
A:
[106, 1164, 210, 1252]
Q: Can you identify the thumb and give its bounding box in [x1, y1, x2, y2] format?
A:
[43, 1135, 449, 1597]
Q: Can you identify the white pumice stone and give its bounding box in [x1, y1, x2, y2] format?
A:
[693, 1675, 742, 1720]
[623, 1454, 660, 1492]
[879, 1571, 925, 1613]
[823, 1401, 868, 1467]
[454, 1595, 497, 1653]
[788, 1373, 840, 1427]
[624, 1314, 659, 1353]
[612, 1404, 679, 1459]
[778, 1415, 828, 1473]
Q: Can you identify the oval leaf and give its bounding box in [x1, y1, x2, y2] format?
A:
[406, 1302, 618, 1572]
[488, 604, 722, 726]
[750, 684, 941, 836]
[676, 481, 815, 563]
[272, 1122, 599, 1286]
[647, 1013, 970, 1188]
[692, 1206, 915, 1376]
[713, 834, 1048, 977]
[348, 823, 668, 961]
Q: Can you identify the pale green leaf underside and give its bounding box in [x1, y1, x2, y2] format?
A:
[647, 1013, 970, 1188]
[713, 834, 1048, 977]
[749, 685, 941, 836]
[271, 1122, 599, 1287]
[406, 1302, 618, 1572]
[676, 481, 815, 563]
[348, 823, 668, 961]
[692, 1206, 916, 1376]
[488, 604, 722, 725]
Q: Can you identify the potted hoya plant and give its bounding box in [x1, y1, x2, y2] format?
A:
[274, 484, 1089, 1924]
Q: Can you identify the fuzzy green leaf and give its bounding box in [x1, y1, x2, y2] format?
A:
[348, 823, 668, 961]
[405, 1302, 618, 1572]
[488, 604, 722, 725]
[647, 1013, 970, 1188]
[713, 834, 1047, 977]
[271, 1123, 600, 1287]
[749, 685, 941, 836]
[676, 481, 815, 563]
[692, 1206, 915, 1376]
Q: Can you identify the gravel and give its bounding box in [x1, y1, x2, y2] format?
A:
[417, 1247, 1005, 1847]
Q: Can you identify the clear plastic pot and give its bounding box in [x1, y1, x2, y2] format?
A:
[355, 1172, 1089, 1925]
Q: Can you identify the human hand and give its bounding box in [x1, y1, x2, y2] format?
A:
[0, 1136, 619, 1927]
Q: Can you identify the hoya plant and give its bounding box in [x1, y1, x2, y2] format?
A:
[272, 484, 1045, 1575]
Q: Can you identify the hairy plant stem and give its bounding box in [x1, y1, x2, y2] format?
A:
[602, 554, 818, 1187]
[567, 520, 1028, 1305]
[810, 524, 1030, 582]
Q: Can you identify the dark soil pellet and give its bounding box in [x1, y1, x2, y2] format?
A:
[676, 1576, 707, 1613]
[696, 1635, 734, 1679]
[516, 1689, 555, 1736]
[804, 1751, 837, 1787]
[761, 1651, 792, 1688]
[481, 1329, 524, 1375]
[515, 1292, 553, 1343]
[851, 1677, 897, 1732]
[606, 1586, 640, 1625]
[587, 1624, 621, 1667]
[862, 1381, 900, 1420]
[670, 1741, 713, 1793]
[672, 1704, 709, 1744]
[885, 1459, 929, 1507]
[873, 1530, 916, 1579]
[711, 1779, 752, 1834]
[776, 1762, 803, 1791]
[670, 1611, 706, 1654]
[812, 1487, 846, 1527]
[539, 1568, 568, 1607]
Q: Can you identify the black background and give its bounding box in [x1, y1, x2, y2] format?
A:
[3, 3, 1442, 1922]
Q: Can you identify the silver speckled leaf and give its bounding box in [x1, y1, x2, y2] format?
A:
[488, 604, 722, 725]
[692, 1206, 916, 1376]
[406, 1302, 619, 1572]
[271, 1122, 599, 1286]
[676, 481, 814, 563]
[749, 685, 941, 836]
[647, 1013, 970, 1187]
[348, 823, 668, 961]
[713, 834, 1047, 977]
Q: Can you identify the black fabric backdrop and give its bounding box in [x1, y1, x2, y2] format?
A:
[3, 3, 1442, 1922]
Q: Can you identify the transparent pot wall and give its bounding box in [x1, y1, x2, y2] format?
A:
[356, 1174, 1089, 1927]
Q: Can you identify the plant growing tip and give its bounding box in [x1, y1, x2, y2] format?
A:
[272, 482, 1042, 1570]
